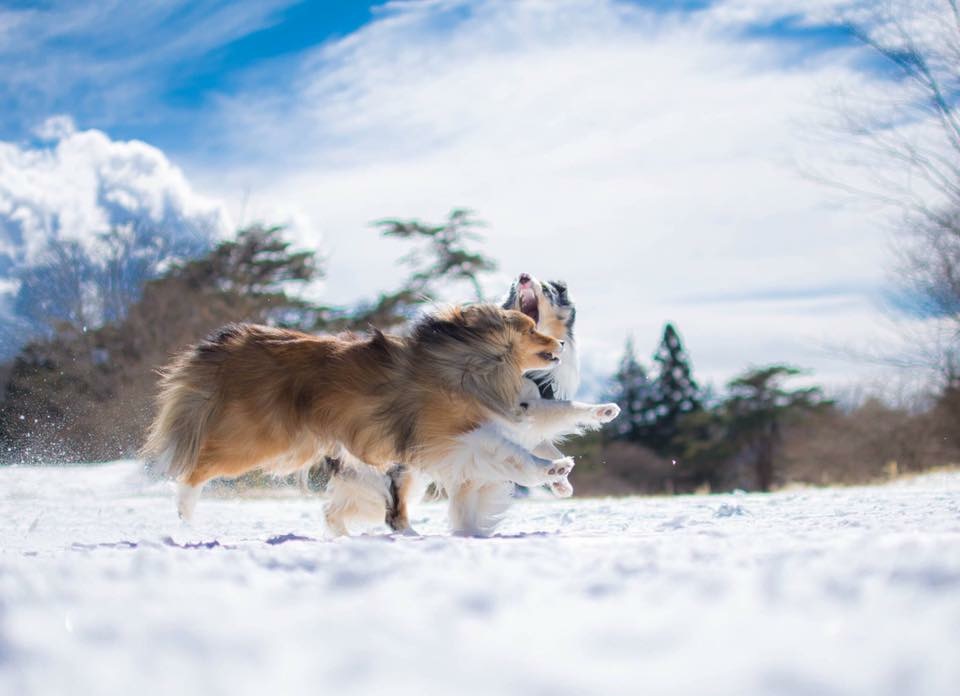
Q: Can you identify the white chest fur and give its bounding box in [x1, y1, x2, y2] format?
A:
[549, 340, 580, 400]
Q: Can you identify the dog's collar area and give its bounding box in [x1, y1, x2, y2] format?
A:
[533, 376, 557, 400]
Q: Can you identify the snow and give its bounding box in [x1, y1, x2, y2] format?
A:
[2, 462, 959, 696]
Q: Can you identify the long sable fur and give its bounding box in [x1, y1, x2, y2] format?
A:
[140, 304, 562, 487]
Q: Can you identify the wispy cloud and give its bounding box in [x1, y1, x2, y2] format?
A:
[676, 283, 877, 306]
[0, 1, 299, 142]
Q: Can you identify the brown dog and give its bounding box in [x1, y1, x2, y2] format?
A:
[141, 304, 574, 526]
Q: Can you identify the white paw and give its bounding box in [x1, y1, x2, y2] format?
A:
[550, 478, 574, 498]
[593, 403, 620, 424]
[546, 456, 575, 480]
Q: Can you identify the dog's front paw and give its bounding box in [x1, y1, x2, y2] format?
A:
[546, 456, 575, 480]
[593, 403, 620, 424]
[550, 477, 574, 498]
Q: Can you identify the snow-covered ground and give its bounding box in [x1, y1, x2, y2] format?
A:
[1, 462, 959, 696]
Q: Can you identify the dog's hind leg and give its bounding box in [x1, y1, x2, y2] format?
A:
[322, 454, 393, 536]
[384, 465, 425, 536]
[448, 481, 515, 536]
[176, 480, 204, 522]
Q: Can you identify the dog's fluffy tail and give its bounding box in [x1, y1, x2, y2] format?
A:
[140, 350, 219, 481]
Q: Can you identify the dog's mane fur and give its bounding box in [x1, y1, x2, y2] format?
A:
[366, 306, 528, 457]
[407, 306, 526, 420]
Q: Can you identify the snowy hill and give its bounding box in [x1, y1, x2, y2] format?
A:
[1, 462, 959, 695]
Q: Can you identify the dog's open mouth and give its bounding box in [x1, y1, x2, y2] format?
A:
[538, 351, 560, 363]
[519, 284, 539, 325]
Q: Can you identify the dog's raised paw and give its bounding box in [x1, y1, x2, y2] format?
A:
[594, 403, 621, 423]
[550, 478, 574, 498]
[546, 456, 575, 478]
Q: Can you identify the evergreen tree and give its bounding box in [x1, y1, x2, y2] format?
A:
[646, 323, 701, 452]
[608, 337, 655, 441]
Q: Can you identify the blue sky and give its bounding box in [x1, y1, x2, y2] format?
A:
[0, 2, 368, 149]
[0, 0, 943, 391]
[0, 1, 860, 154]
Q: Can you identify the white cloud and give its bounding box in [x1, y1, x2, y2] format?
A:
[703, 0, 852, 27]
[32, 114, 77, 141]
[188, 0, 918, 391]
[0, 117, 231, 266]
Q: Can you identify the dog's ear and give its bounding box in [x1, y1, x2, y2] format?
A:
[547, 280, 574, 310]
[502, 309, 534, 333]
[417, 305, 504, 344]
[458, 304, 483, 326]
[415, 307, 466, 343]
[459, 304, 515, 333]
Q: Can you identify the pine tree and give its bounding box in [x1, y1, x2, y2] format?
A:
[609, 337, 655, 441]
[646, 323, 701, 452]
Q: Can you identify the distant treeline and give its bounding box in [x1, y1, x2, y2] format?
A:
[570, 327, 959, 494]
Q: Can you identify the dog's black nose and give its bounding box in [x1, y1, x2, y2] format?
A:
[518, 273, 531, 284]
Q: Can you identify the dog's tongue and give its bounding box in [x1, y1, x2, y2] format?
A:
[519, 286, 538, 321]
